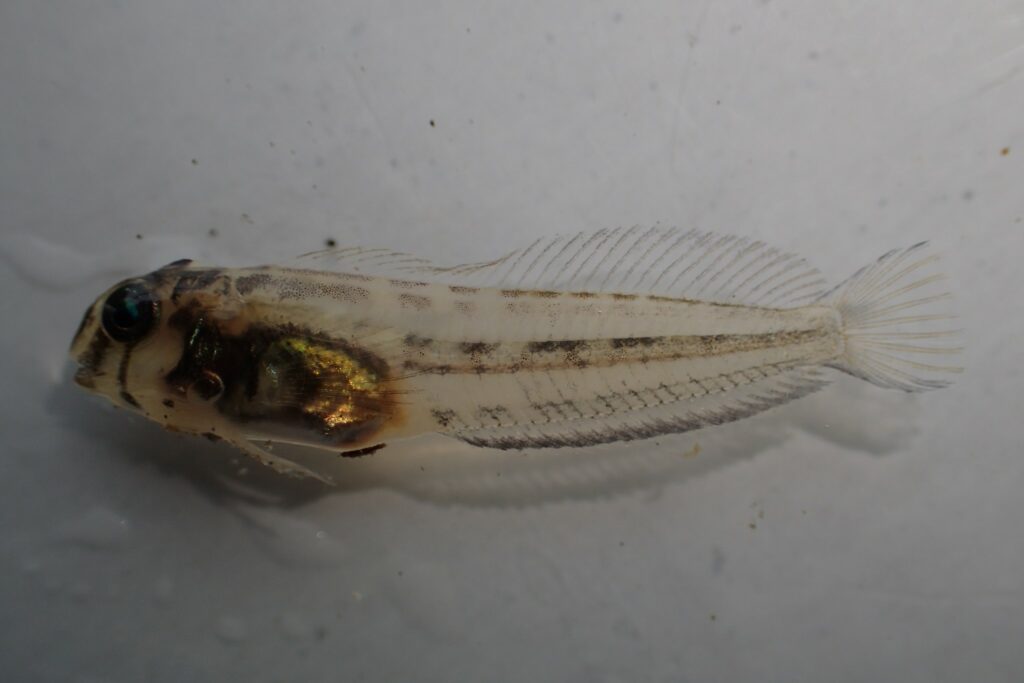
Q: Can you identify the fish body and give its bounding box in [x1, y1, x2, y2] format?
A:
[70, 228, 960, 481]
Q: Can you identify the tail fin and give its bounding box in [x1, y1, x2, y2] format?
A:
[823, 242, 962, 392]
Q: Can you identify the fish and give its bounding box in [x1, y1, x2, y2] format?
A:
[69, 227, 961, 483]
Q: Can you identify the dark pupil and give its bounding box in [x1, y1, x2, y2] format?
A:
[102, 282, 157, 342]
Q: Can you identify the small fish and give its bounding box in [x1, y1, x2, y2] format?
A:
[69, 228, 961, 482]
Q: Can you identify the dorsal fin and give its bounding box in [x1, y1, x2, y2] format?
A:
[297, 227, 828, 307]
[293, 246, 433, 275]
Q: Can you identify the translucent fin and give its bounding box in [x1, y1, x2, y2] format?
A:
[293, 246, 434, 277]
[418, 226, 827, 305]
[235, 436, 335, 485]
[452, 367, 829, 450]
[821, 242, 962, 392]
[298, 227, 827, 306]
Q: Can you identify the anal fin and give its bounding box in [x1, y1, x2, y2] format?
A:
[236, 437, 336, 485]
[453, 367, 829, 450]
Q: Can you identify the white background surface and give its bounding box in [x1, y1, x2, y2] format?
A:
[2, 1, 1023, 681]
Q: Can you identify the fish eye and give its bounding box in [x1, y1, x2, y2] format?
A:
[101, 281, 159, 343]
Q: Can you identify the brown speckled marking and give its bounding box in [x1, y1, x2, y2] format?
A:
[431, 408, 458, 428]
[449, 285, 479, 294]
[327, 283, 371, 302]
[459, 341, 498, 374]
[171, 270, 224, 303]
[526, 340, 586, 353]
[610, 293, 638, 301]
[529, 290, 561, 299]
[610, 336, 657, 349]
[389, 279, 429, 289]
[454, 300, 477, 315]
[403, 334, 433, 349]
[277, 277, 369, 303]
[500, 289, 526, 298]
[459, 341, 498, 355]
[527, 339, 590, 369]
[334, 272, 375, 282]
[570, 292, 598, 299]
[398, 293, 432, 311]
[235, 273, 273, 295]
[506, 301, 531, 314]
[162, 398, 175, 408]
[478, 405, 514, 427]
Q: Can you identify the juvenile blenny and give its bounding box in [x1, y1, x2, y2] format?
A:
[69, 228, 960, 482]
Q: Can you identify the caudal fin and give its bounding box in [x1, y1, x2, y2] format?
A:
[823, 242, 962, 392]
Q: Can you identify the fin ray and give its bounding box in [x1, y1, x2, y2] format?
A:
[823, 242, 961, 392]
[294, 227, 826, 306]
[452, 367, 828, 450]
[419, 227, 826, 305]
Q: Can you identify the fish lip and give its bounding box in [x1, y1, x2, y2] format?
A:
[73, 363, 97, 389]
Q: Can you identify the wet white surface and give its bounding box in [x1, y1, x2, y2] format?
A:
[2, 1, 1023, 681]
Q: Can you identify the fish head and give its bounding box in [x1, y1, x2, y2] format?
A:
[69, 259, 238, 431]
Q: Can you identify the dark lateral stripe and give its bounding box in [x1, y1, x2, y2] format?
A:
[116, 343, 141, 408]
[79, 332, 111, 376]
[403, 329, 829, 376]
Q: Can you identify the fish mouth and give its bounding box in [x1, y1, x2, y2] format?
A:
[70, 321, 112, 393]
[73, 363, 98, 389]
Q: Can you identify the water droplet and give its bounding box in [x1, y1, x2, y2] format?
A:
[56, 506, 132, 551]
